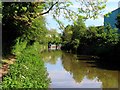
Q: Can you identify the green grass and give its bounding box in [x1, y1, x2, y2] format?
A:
[2, 42, 50, 88]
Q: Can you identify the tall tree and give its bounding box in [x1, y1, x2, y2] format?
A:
[62, 25, 73, 43]
[2, 2, 47, 54]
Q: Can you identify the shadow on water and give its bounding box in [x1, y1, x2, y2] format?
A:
[76, 54, 120, 88]
[80, 57, 120, 71]
[95, 61, 119, 71]
[76, 53, 120, 71]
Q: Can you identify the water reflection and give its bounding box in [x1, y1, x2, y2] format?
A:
[41, 51, 119, 88]
[41, 51, 62, 64]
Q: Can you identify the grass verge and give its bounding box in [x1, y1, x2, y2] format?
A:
[2, 42, 50, 88]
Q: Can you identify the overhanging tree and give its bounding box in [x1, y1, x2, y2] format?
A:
[2, 0, 107, 54]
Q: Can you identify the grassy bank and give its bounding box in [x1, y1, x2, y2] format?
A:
[2, 42, 50, 88]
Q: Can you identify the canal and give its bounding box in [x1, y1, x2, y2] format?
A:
[41, 51, 119, 88]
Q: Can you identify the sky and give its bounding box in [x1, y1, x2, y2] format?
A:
[45, 0, 120, 33]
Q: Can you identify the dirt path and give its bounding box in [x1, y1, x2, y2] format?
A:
[0, 55, 16, 79]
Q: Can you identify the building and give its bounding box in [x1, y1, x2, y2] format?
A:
[48, 44, 61, 50]
[104, 2, 120, 32]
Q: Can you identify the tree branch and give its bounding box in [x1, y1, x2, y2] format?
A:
[39, 2, 58, 15]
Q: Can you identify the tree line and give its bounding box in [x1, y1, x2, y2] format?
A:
[61, 15, 120, 60]
[2, 1, 107, 56]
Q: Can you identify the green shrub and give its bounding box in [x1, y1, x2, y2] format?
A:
[12, 38, 27, 56]
[2, 43, 50, 88]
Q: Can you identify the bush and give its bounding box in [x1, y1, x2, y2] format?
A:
[2, 43, 50, 88]
[12, 38, 27, 56]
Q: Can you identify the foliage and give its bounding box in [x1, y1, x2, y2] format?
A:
[104, 12, 112, 18]
[94, 25, 120, 57]
[2, 2, 48, 55]
[62, 25, 73, 44]
[26, 17, 48, 44]
[62, 16, 86, 52]
[62, 17, 120, 57]
[2, 42, 50, 88]
[2, 1, 107, 54]
[11, 38, 27, 56]
[101, 24, 119, 45]
[46, 29, 62, 44]
[50, 0, 107, 29]
[72, 16, 86, 42]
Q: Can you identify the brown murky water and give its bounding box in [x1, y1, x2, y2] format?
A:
[41, 51, 119, 88]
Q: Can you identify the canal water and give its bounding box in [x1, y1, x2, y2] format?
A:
[41, 51, 119, 88]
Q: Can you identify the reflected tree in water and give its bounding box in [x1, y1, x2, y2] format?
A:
[41, 51, 62, 64]
[61, 52, 118, 88]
